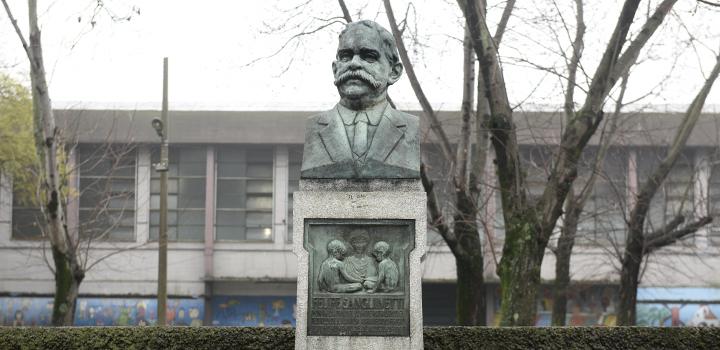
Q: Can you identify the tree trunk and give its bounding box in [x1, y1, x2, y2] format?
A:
[453, 191, 485, 325]
[552, 204, 579, 326]
[51, 246, 83, 326]
[456, 256, 485, 325]
[497, 212, 542, 326]
[617, 226, 642, 325]
[27, 0, 79, 326]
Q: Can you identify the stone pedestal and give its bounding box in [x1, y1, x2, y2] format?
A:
[293, 179, 426, 350]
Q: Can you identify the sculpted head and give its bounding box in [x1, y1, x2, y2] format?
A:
[333, 20, 404, 110]
[327, 239, 347, 260]
[348, 229, 370, 254]
[372, 241, 390, 262]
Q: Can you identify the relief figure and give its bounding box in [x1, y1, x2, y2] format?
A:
[339, 230, 378, 291]
[317, 240, 363, 293]
[369, 241, 399, 293]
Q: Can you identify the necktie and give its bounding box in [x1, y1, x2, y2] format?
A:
[353, 112, 369, 157]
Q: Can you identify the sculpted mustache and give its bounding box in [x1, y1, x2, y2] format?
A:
[334, 70, 382, 89]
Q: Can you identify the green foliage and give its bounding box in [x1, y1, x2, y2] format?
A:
[1, 327, 719, 350]
[424, 327, 720, 349]
[0, 327, 295, 350]
[0, 73, 37, 205]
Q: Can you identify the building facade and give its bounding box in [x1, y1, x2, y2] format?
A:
[1, 109, 720, 326]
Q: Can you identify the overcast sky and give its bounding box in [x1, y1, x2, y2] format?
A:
[1, 0, 719, 112]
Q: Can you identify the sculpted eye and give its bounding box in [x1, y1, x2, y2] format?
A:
[338, 51, 353, 62]
[362, 51, 379, 63]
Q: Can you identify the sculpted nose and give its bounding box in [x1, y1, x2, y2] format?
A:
[348, 54, 363, 69]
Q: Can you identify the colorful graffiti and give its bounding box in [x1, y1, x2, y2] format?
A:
[211, 296, 296, 327]
[490, 285, 619, 326]
[0, 297, 203, 326]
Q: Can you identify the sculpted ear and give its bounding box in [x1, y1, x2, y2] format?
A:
[387, 62, 403, 85]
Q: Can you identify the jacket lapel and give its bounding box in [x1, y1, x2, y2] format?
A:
[367, 109, 405, 163]
[318, 109, 353, 163]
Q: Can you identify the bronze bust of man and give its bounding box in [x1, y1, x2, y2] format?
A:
[300, 20, 420, 179]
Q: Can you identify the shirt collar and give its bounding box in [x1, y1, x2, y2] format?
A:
[336, 100, 389, 126]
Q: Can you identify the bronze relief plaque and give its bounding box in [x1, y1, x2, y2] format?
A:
[304, 219, 415, 337]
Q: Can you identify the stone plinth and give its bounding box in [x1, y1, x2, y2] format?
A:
[293, 179, 426, 350]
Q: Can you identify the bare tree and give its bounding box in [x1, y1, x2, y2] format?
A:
[0, 0, 79, 325]
[455, 0, 690, 325]
[381, 0, 520, 325]
[617, 51, 720, 325]
[1, 0, 140, 325]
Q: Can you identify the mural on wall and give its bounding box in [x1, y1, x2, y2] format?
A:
[0, 296, 296, 327]
[637, 304, 720, 327]
[74, 298, 204, 326]
[490, 285, 619, 326]
[0, 297, 54, 326]
[211, 296, 296, 327]
[636, 288, 720, 327]
[0, 297, 203, 326]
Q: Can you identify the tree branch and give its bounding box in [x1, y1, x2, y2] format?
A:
[564, 0, 585, 121]
[458, 0, 525, 212]
[337, 0, 352, 23]
[630, 51, 720, 232]
[536, 0, 642, 248]
[576, 72, 628, 207]
[493, 0, 516, 46]
[611, 0, 678, 83]
[85, 242, 151, 272]
[456, 26, 475, 190]
[242, 20, 346, 68]
[697, 0, 720, 7]
[644, 216, 712, 254]
[421, 163, 458, 254]
[1, 0, 32, 62]
[383, 0, 453, 163]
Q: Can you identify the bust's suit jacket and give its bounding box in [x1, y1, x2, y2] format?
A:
[300, 104, 420, 179]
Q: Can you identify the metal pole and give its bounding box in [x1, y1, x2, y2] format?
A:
[156, 57, 169, 326]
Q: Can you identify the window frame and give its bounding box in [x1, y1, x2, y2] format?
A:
[214, 145, 274, 242]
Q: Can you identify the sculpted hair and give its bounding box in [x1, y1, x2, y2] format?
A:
[338, 20, 400, 66]
[327, 239, 347, 255]
[373, 241, 390, 257]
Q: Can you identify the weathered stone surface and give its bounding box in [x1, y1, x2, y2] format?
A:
[293, 180, 426, 350]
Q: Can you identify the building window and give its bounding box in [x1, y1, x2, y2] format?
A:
[215, 146, 273, 241]
[521, 146, 552, 206]
[664, 152, 695, 219]
[288, 147, 302, 243]
[11, 179, 43, 239]
[709, 159, 720, 245]
[637, 148, 695, 243]
[151, 146, 206, 241]
[78, 145, 136, 241]
[576, 148, 627, 245]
